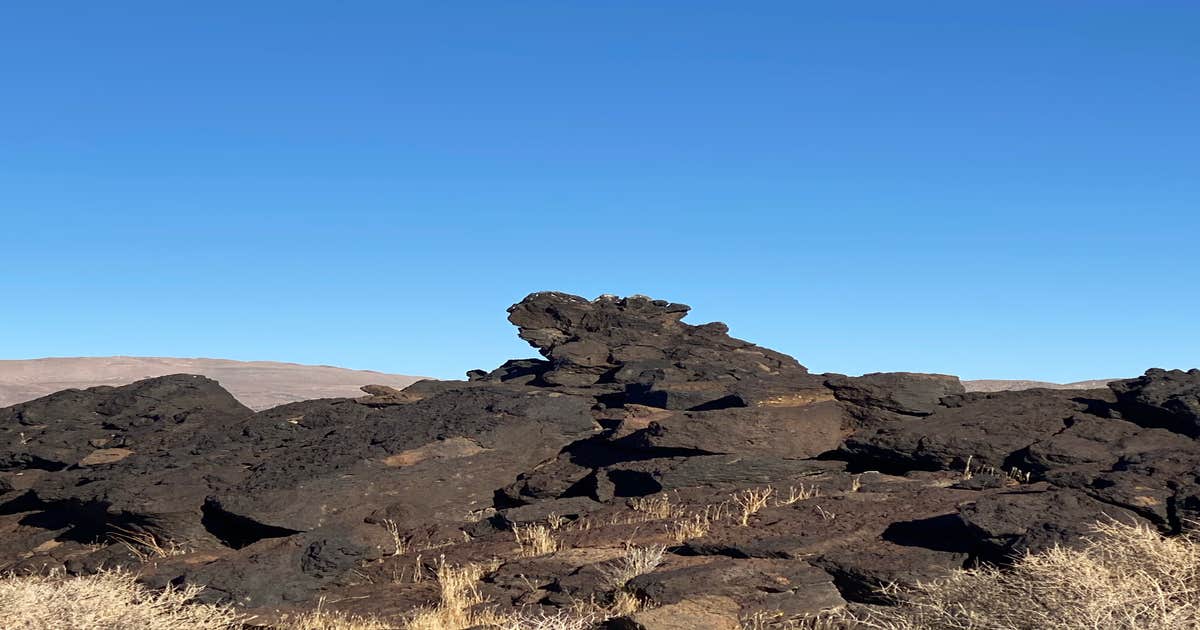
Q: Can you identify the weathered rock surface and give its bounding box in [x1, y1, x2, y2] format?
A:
[2, 292, 1196, 628]
[499, 292, 818, 410]
[841, 388, 1099, 472]
[826, 372, 964, 417]
[1110, 368, 1200, 436]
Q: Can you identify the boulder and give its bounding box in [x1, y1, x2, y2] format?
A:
[958, 485, 1144, 561]
[503, 292, 809, 408]
[825, 372, 965, 416]
[627, 557, 844, 617]
[1110, 368, 1200, 437]
[841, 388, 1108, 473]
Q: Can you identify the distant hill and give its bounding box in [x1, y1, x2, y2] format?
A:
[0, 357, 424, 411]
[962, 378, 1121, 393]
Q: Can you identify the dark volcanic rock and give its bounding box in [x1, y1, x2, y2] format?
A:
[0, 376, 596, 605]
[208, 383, 597, 533]
[0, 374, 251, 473]
[841, 388, 1108, 473]
[1110, 368, 1200, 437]
[959, 485, 1143, 561]
[595, 456, 839, 500]
[0, 375, 253, 544]
[502, 292, 811, 409]
[826, 372, 965, 417]
[620, 402, 846, 459]
[815, 543, 968, 604]
[627, 557, 844, 617]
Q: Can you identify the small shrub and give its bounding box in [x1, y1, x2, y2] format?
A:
[599, 544, 667, 588]
[776, 484, 820, 506]
[733, 487, 773, 526]
[514, 524, 559, 557]
[110, 527, 191, 562]
[380, 518, 410, 556]
[629, 494, 679, 520]
[668, 511, 712, 543]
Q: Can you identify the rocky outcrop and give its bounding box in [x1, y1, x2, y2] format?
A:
[2, 292, 1197, 628]
[1110, 368, 1200, 436]
[498, 292, 820, 410]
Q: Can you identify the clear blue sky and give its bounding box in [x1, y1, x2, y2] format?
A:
[2, 2, 1197, 382]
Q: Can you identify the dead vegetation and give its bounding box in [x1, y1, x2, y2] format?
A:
[599, 544, 667, 589]
[277, 604, 394, 630]
[513, 523, 559, 557]
[0, 569, 243, 630]
[733, 487, 774, 526]
[110, 527, 192, 562]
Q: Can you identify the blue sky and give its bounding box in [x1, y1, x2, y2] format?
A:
[1, 2, 1197, 382]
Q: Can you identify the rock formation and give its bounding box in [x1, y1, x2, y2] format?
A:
[1, 291, 1195, 628]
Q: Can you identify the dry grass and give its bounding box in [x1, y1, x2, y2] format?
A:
[733, 487, 773, 526]
[599, 544, 667, 589]
[513, 524, 559, 557]
[566, 589, 642, 621]
[667, 510, 712, 543]
[629, 494, 679, 520]
[110, 527, 191, 562]
[405, 559, 600, 630]
[280, 603, 394, 630]
[546, 512, 568, 531]
[380, 519, 411, 556]
[498, 609, 599, 630]
[841, 519, 1200, 629]
[0, 569, 243, 630]
[405, 560, 496, 629]
[776, 484, 820, 506]
[742, 610, 848, 629]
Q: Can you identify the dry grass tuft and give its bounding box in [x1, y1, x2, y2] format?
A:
[733, 487, 773, 526]
[380, 519, 411, 557]
[498, 609, 599, 630]
[406, 558, 600, 630]
[599, 544, 667, 589]
[0, 569, 243, 630]
[742, 609, 848, 629]
[667, 510, 712, 543]
[514, 524, 559, 557]
[280, 601, 395, 630]
[776, 484, 820, 506]
[546, 512, 568, 531]
[110, 527, 191, 562]
[629, 494, 681, 520]
[406, 559, 499, 629]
